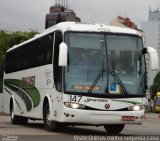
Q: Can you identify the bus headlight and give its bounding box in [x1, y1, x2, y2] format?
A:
[64, 102, 86, 109]
[128, 105, 144, 111]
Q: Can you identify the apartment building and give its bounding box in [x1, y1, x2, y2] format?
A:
[141, 8, 160, 86]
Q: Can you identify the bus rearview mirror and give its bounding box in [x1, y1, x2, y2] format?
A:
[58, 42, 68, 67]
[144, 47, 159, 70]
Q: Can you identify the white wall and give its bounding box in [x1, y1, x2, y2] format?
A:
[0, 93, 3, 112]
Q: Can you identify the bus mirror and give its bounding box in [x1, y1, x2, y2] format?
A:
[58, 42, 68, 67]
[144, 47, 159, 70]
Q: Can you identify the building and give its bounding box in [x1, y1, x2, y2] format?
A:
[109, 16, 146, 46]
[141, 8, 160, 86]
[149, 7, 160, 21]
[110, 16, 137, 29]
[45, 1, 81, 29]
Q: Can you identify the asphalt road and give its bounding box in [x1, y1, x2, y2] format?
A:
[0, 113, 160, 141]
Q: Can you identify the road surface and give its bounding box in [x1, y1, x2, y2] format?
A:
[0, 113, 160, 141]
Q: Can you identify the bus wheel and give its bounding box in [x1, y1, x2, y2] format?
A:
[10, 102, 28, 125]
[104, 124, 125, 134]
[43, 104, 59, 131]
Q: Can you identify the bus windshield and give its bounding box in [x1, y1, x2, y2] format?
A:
[64, 32, 145, 96]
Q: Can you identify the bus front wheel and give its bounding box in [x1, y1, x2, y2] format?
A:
[43, 104, 60, 131]
[104, 124, 125, 134]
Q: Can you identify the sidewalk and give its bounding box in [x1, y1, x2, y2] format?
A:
[145, 113, 160, 119]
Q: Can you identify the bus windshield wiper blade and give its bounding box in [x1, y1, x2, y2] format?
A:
[88, 59, 105, 94]
[88, 68, 105, 94]
[111, 70, 128, 94]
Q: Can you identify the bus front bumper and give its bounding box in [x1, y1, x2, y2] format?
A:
[59, 108, 144, 125]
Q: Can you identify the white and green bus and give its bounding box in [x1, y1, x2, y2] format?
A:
[3, 22, 158, 133]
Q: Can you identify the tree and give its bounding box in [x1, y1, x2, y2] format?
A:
[150, 71, 160, 99]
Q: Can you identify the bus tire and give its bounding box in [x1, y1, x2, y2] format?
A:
[10, 101, 28, 125]
[43, 103, 60, 131]
[104, 124, 125, 134]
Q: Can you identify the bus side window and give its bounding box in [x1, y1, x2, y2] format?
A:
[37, 34, 54, 65]
[11, 50, 16, 72]
[43, 34, 54, 64]
[5, 53, 11, 73]
[47, 34, 54, 64]
[24, 45, 29, 69]
[54, 31, 63, 92]
[4, 33, 54, 74]
[37, 39, 43, 66]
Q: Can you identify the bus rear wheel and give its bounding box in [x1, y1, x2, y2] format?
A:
[43, 104, 60, 131]
[104, 124, 125, 134]
[10, 103, 28, 125]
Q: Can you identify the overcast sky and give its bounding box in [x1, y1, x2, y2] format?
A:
[0, 0, 160, 32]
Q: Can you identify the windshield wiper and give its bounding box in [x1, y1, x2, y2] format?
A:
[88, 60, 105, 94]
[111, 62, 128, 94]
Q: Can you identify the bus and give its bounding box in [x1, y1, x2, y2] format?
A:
[3, 22, 159, 134]
[154, 92, 160, 113]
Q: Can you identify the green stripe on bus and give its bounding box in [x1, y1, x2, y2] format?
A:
[4, 83, 32, 111]
[4, 79, 40, 108]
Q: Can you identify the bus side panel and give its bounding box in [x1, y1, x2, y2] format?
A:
[3, 65, 54, 119]
[50, 90, 64, 121]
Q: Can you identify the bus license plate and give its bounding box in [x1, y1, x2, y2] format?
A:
[122, 116, 135, 121]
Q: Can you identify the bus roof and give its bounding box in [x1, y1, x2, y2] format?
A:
[44, 22, 140, 36]
[7, 22, 141, 52]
